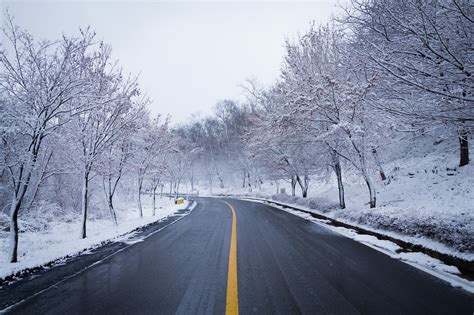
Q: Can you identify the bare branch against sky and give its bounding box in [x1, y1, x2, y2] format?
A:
[1, 0, 342, 123]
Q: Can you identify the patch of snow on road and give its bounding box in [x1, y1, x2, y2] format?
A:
[397, 252, 460, 275]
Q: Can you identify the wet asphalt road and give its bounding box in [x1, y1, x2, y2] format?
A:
[2, 197, 473, 314]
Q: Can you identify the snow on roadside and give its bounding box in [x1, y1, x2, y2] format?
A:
[0, 196, 189, 281]
[331, 225, 474, 294]
[254, 196, 474, 262]
[260, 200, 474, 294]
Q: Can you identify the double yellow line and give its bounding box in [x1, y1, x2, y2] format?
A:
[221, 200, 239, 315]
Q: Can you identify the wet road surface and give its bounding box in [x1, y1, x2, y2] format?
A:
[1, 197, 473, 314]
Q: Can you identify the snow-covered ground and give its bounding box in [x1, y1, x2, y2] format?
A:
[197, 143, 473, 261]
[0, 195, 189, 280]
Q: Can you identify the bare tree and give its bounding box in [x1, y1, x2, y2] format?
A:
[133, 116, 171, 218]
[69, 41, 144, 238]
[0, 20, 94, 262]
[279, 24, 385, 207]
[344, 0, 474, 166]
[100, 137, 133, 225]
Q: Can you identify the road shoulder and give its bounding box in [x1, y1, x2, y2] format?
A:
[237, 197, 474, 294]
[0, 202, 196, 311]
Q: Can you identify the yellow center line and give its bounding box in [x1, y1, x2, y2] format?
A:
[221, 200, 239, 315]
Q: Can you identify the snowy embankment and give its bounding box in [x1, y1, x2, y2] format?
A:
[0, 196, 188, 281]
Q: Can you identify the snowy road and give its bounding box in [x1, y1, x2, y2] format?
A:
[2, 198, 473, 314]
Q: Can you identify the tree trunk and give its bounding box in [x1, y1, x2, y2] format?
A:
[247, 171, 252, 192]
[103, 178, 118, 226]
[256, 174, 263, 191]
[26, 151, 53, 212]
[332, 152, 345, 209]
[349, 138, 376, 208]
[137, 176, 144, 218]
[152, 186, 157, 216]
[296, 175, 309, 198]
[169, 181, 173, 200]
[304, 175, 309, 197]
[8, 164, 31, 263]
[9, 199, 21, 263]
[107, 196, 118, 226]
[217, 170, 224, 189]
[242, 170, 246, 188]
[291, 175, 297, 196]
[301, 187, 308, 198]
[363, 172, 376, 208]
[208, 174, 213, 194]
[372, 148, 386, 180]
[81, 170, 90, 239]
[6, 131, 44, 262]
[459, 127, 469, 167]
[174, 181, 179, 199]
[8, 154, 39, 262]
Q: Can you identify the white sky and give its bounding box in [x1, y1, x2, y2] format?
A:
[1, 0, 342, 124]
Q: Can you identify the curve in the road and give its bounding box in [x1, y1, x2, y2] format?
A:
[1, 197, 472, 314]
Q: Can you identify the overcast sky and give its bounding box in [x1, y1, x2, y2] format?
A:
[1, 0, 342, 124]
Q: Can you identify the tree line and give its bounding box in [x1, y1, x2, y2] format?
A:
[176, 0, 473, 208]
[0, 17, 191, 263]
